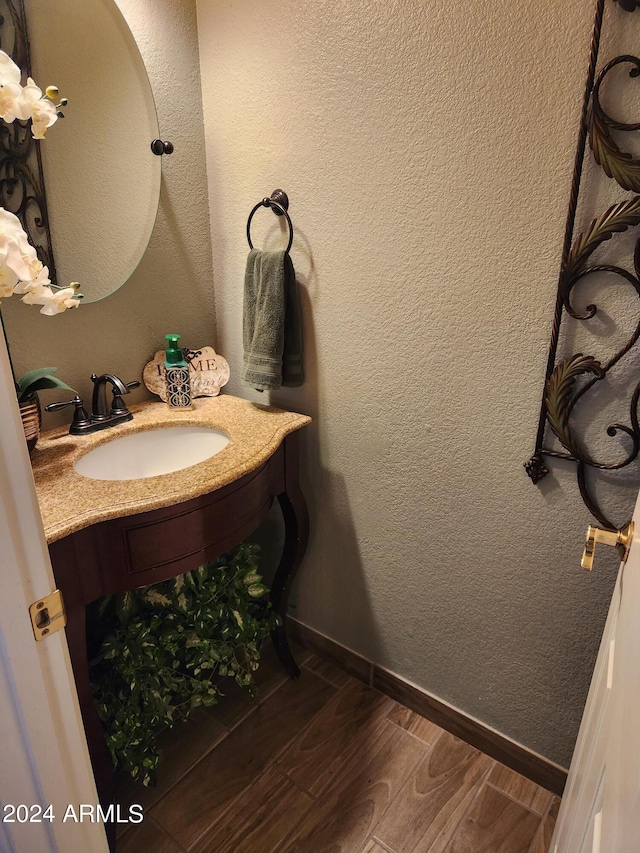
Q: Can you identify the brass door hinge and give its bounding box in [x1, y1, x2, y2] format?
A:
[29, 589, 66, 641]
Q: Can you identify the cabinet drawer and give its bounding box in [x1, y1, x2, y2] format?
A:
[94, 458, 278, 587]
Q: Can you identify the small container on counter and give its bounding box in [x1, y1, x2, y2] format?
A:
[164, 333, 192, 409]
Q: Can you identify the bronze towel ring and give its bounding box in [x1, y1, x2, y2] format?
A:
[246, 189, 294, 255]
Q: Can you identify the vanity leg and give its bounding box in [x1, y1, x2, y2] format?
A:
[49, 538, 116, 845]
[63, 600, 117, 851]
[270, 433, 309, 678]
[63, 598, 115, 803]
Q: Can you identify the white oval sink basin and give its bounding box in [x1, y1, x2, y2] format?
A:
[73, 426, 230, 481]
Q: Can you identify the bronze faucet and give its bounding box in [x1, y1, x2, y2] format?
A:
[45, 373, 140, 435]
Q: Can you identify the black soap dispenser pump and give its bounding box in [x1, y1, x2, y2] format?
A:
[164, 334, 192, 410]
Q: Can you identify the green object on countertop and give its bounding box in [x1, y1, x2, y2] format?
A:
[164, 333, 187, 366]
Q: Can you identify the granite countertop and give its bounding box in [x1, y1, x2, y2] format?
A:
[31, 394, 311, 544]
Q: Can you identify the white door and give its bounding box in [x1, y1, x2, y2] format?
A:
[0, 330, 109, 853]
[551, 495, 640, 853]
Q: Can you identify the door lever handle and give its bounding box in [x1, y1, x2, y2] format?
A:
[581, 521, 634, 571]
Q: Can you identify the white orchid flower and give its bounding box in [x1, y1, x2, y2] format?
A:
[19, 271, 80, 315]
[0, 206, 26, 235]
[20, 282, 54, 305]
[31, 104, 58, 139]
[39, 286, 80, 315]
[16, 78, 58, 139]
[4, 235, 40, 281]
[13, 264, 51, 295]
[0, 52, 64, 138]
[0, 50, 21, 86]
[0, 51, 77, 314]
[13, 77, 42, 121]
[0, 80, 25, 123]
[0, 215, 38, 274]
[0, 263, 18, 297]
[0, 239, 33, 281]
[14, 263, 53, 305]
[0, 204, 81, 313]
[0, 209, 43, 280]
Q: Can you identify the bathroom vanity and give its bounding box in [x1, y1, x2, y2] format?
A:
[31, 394, 311, 808]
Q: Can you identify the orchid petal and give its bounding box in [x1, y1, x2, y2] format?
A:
[0, 50, 21, 86]
[21, 283, 54, 305]
[38, 287, 81, 315]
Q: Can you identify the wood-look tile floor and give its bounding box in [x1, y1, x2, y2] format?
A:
[115, 644, 560, 852]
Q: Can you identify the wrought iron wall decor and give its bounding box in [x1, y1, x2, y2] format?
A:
[0, 0, 56, 283]
[526, 0, 640, 529]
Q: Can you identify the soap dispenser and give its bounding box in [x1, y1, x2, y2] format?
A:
[164, 334, 192, 409]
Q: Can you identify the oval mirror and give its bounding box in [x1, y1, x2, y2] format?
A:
[22, 0, 161, 303]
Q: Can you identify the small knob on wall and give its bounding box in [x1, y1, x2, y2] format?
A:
[151, 139, 174, 155]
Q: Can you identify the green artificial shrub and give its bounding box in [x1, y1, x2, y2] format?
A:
[89, 542, 278, 786]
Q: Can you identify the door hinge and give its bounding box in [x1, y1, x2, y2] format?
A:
[29, 589, 66, 641]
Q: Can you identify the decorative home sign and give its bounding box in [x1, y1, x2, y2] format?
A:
[525, 0, 640, 530]
[143, 346, 230, 402]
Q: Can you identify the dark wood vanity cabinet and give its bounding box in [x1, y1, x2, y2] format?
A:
[47, 431, 308, 822]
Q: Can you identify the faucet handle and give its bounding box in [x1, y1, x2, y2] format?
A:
[109, 380, 140, 419]
[45, 398, 76, 413]
[45, 396, 92, 434]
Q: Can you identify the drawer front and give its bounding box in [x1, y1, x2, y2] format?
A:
[127, 464, 273, 573]
[95, 460, 277, 587]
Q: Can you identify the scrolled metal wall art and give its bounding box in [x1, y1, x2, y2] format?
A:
[0, 0, 56, 282]
[526, 0, 640, 530]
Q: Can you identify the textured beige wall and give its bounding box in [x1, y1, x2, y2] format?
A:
[196, 0, 640, 766]
[2, 0, 215, 420]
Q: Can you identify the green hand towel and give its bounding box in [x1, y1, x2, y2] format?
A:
[242, 249, 304, 391]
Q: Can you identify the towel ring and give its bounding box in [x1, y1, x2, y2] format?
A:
[246, 189, 294, 255]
